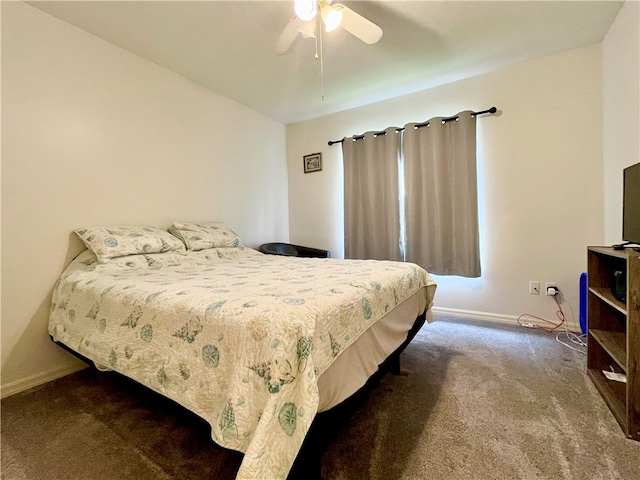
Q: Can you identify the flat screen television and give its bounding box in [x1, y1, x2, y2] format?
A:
[623, 161, 640, 245]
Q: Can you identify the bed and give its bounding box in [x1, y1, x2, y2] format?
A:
[48, 223, 437, 479]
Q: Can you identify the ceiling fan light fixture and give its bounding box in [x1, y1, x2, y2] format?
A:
[295, 0, 317, 21]
[320, 4, 343, 32]
[298, 21, 316, 39]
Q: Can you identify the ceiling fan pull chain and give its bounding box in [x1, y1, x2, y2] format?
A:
[319, 16, 325, 102]
[314, 13, 320, 60]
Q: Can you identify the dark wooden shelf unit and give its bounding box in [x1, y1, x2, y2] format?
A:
[587, 246, 640, 441]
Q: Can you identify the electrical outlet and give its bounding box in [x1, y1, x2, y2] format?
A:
[546, 282, 557, 296]
[529, 281, 540, 295]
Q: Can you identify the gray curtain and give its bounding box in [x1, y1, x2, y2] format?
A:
[342, 127, 403, 261]
[403, 111, 480, 277]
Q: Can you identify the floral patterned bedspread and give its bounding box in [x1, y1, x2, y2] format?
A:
[49, 247, 436, 479]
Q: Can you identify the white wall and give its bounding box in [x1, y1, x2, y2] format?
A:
[287, 45, 604, 328]
[1, 2, 289, 395]
[603, 0, 640, 244]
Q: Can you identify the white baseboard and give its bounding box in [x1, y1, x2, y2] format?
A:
[1, 364, 88, 399]
[431, 306, 582, 333]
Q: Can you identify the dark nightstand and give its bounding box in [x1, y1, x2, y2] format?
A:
[258, 242, 330, 258]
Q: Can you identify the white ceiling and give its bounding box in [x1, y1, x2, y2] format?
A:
[27, 1, 624, 124]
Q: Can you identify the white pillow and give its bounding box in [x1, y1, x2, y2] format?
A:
[74, 226, 186, 263]
[169, 222, 243, 251]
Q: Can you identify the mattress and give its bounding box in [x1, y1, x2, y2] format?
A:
[49, 246, 436, 479]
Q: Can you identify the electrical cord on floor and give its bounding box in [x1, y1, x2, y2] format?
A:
[517, 289, 587, 354]
[554, 296, 587, 354]
[517, 290, 565, 331]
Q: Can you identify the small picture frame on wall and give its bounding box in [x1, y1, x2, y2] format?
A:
[303, 153, 322, 174]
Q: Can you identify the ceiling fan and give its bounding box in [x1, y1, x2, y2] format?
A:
[276, 0, 383, 55]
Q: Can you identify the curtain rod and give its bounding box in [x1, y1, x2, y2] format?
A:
[327, 107, 498, 146]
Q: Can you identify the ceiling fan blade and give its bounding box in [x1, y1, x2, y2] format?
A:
[275, 16, 304, 55]
[335, 4, 383, 44]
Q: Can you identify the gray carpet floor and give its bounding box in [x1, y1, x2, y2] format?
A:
[2, 316, 640, 479]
